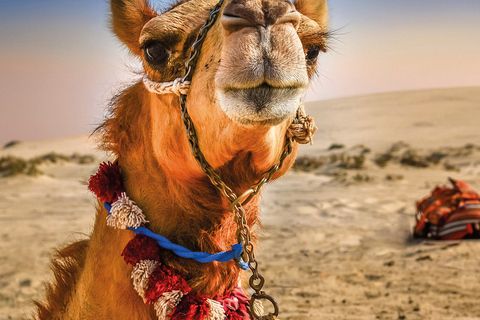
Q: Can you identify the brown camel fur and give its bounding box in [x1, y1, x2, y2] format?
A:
[35, 0, 329, 318]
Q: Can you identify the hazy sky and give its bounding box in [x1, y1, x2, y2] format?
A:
[1, 0, 479, 145]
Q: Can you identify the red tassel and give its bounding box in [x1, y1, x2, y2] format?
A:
[122, 234, 161, 266]
[218, 288, 252, 320]
[88, 162, 124, 203]
[170, 291, 210, 320]
[144, 264, 191, 303]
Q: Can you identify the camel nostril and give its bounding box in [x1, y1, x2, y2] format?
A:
[222, 2, 301, 33]
[221, 3, 258, 31]
[221, 14, 254, 27]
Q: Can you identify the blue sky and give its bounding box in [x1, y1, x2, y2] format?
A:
[0, 0, 479, 144]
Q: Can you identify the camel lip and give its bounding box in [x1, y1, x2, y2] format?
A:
[222, 82, 304, 93]
[216, 84, 304, 126]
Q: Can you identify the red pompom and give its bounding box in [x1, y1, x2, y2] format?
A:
[144, 264, 191, 303]
[170, 291, 210, 320]
[88, 162, 124, 203]
[224, 304, 249, 320]
[218, 288, 251, 320]
[122, 234, 161, 266]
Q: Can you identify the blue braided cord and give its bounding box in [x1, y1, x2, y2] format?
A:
[104, 202, 249, 270]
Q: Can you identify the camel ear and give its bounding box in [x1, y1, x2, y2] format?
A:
[294, 0, 328, 29]
[110, 0, 158, 56]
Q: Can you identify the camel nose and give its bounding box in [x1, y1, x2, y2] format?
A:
[221, 1, 300, 34]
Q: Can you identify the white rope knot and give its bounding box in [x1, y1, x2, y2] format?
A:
[287, 104, 317, 145]
[107, 192, 148, 229]
[143, 75, 191, 96]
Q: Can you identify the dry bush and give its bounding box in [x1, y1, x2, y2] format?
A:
[293, 153, 365, 172]
[30, 153, 71, 165]
[0, 153, 97, 178]
[0, 156, 42, 177]
[3, 140, 21, 149]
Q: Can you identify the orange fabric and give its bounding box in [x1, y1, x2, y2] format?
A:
[415, 178, 480, 239]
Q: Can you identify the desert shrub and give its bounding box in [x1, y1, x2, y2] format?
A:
[389, 141, 410, 153]
[400, 149, 429, 168]
[293, 153, 365, 172]
[450, 145, 474, 157]
[3, 140, 21, 149]
[328, 143, 345, 151]
[443, 162, 460, 172]
[352, 144, 371, 154]
[426, 151, 447, 164]
[26, 163, 43, 176]
[338, 154, 365, 169]
[374, 153, 392, 168]
[293, 156, 325, 172]
[0, 156, 43, 177]
[0, 152, 96, 178]
[30, 152, 71, 165]
[352, 173, 374, 182]
[71, 154, 96, 164]
[332, 171, 348, 182]
[0, 156, 28, 177]
[385, 174, 404, 181]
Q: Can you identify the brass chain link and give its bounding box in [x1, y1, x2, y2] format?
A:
[178, 1, 295, 318]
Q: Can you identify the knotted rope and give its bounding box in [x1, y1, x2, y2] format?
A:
[142, 76, 317, 145]
[143, 76, 191, 96]
[286, 105, 317, 145]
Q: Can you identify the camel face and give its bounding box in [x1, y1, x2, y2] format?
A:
[112, 0, 327, 126]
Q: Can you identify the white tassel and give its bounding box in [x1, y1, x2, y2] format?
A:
[131, 260, 159, 300]
[143, 75, 191, 96]
[206, 299, 226, 320]
[107, 192, 147, 229]
[154, 290, 185, 319]
[252, 299, 264, 317]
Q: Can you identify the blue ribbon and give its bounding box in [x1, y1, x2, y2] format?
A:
[104, 202, 249, 270]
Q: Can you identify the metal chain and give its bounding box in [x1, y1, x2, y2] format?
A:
[178, 1, 295, 318]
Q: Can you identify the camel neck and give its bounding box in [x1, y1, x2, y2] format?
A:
[116, 156, 259, 296]
[99, 83, 297, 296]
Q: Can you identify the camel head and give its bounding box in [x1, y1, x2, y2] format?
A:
[109, 0, 328, 178]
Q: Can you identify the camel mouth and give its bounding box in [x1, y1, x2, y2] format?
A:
[217, 83, 305, 126]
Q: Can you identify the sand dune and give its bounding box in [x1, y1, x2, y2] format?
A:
[303, 87, 480, 155]
[1, 87, 480, 320]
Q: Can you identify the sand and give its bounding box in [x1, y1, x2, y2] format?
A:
[1, 87, 480, 320]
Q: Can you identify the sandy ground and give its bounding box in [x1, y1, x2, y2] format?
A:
[1, 87, 480, 320]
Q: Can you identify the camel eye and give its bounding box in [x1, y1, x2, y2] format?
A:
[306, 46, 320, 62]
[144, 42, 169, 65]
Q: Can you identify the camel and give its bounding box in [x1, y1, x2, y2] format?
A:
[34, 0, 329, 319]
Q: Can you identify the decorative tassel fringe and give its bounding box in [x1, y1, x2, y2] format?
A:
[206, 299, 226, 320]
[287, 105, 317, 145]
[154, 290, 185, 319]
[132, 260, 159, 299]
[107, 192, 148, 229]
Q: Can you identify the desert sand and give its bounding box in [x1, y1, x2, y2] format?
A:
[1, 87, 480, 320]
